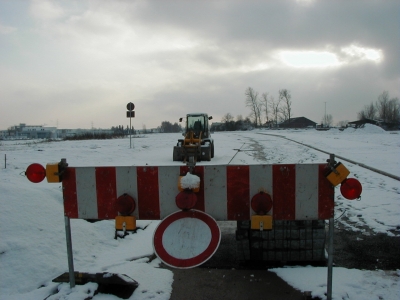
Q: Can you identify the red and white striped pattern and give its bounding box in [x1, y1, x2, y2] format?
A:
[62, 164, 334, 221]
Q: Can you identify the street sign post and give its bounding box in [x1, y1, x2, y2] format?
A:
[126, 102, 135, 148]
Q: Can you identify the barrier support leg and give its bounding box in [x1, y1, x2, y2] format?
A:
[327, 217, 334, 300]
[64, 216, 75, 288]
[327, 153, 335, 300]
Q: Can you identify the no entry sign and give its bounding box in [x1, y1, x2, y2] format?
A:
[153, 210, 221, 269]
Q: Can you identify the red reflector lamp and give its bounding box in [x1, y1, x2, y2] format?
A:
[340, 178, 362, 200]
[116, 193, 136, 215]
[25, 163, 46, 183]
[175, 190, 197, 210]
[251, 192, 273, 215]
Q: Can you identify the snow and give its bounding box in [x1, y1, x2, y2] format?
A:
[270, 267, 400, 300]
[0, 125, 399, 299]
[179, 173, 200, 189]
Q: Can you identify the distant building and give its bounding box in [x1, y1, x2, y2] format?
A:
[2, 123, 57, 139]
[57, 128, 113, 138]
[278, 117, 317, 128]
[0, 123, 116, 140]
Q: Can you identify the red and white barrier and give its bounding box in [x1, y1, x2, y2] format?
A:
[62, 164, 333, 221]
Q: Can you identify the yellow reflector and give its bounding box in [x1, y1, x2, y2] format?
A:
[326, 162, 350, 187]
[115, 216, 136, 231]
[251, 215, 273, 230]
[46, 163, 60, 183]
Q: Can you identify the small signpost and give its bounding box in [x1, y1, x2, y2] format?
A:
[153, 210, 221, 268]
[126, 102, 135, 148]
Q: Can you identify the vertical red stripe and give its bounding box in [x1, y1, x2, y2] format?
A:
[137, 167, 160, 219]
[180, 166, 205, 211]
[227, 166, 250, 220]
[273, 164, 296, 220]
[318, 164, 334, 219]
[95, 167, 118, 219]
[63, 167, 78, 218]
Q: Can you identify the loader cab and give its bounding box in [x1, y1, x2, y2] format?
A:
[183, 113, 213, 139]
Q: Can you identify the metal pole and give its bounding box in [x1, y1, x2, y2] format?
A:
[130, 115, 132, 149]
[327, 153, 335, 300]
[64, 216, 75, 288]
[327, 217, 334, 300]
[4, 154, 6, 169]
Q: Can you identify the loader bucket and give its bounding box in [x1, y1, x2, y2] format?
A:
[52, 272, 138, 299]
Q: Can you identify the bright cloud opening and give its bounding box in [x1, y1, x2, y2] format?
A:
[280, 50, 340, 68]
[341, 45, 383, 63]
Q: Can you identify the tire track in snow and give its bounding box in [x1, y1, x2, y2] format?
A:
[257, 132, 400, 181]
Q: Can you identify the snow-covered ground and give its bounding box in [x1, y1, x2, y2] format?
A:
[0, 124, 399, 299]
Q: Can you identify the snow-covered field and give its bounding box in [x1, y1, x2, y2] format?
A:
[0, 125, 399, 300]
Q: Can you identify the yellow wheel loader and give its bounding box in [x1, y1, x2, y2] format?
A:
[173, 113, 214, 162]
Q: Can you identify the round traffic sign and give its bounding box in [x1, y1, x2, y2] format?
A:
[153, 210, 221, 269]
[126, 102, 135, 111]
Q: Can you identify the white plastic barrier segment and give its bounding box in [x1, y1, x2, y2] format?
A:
[62, 164, 334, 221]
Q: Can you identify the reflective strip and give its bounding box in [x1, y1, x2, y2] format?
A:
[227, 166, 250, 220]
[295, 164, 319, 219]
[273, 164, 296, 220]
[115, 167, 139, 219]
[63, 167, 78, 218]
[204, 165, 227, 220]
[95, 167, 117, 219]
[75, 167, 98, 219]
[159, 166, 180, 219]
[137, 166, 160, 220]
[180, 166, 205, 211]
[318, 164, 334, 219]
[249, 165, 273, 215]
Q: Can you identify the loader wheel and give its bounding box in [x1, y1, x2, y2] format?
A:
[173, 147, 182, 161]
[211, 142, 214, 158]
[201, 146, 211, 161]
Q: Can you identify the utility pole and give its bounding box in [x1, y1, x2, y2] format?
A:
[324, 102, 327, 127]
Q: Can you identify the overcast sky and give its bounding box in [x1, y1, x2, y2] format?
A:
[1, 0, 399, 130]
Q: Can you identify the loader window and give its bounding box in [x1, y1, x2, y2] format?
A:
[187, 116, 204, 133]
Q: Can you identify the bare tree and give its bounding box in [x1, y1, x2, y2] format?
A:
[385, 97, 399, 124]
[245, 87, 262, 127]
[358, 102, 377, 120]
[321, 114, 333, 127]
[376, 91, 390, 122]
[357, 110, 366, 120]
[269, 96, 281, 127]
[261, 93, 270, 124]
[374, 91, 399, 124]
[222, 113, 234, 123]
[337, 120, 349, 128]
[279, 89, 292, 123]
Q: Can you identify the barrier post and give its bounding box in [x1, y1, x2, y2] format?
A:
[327, 153, 335, 300]
[64, 216, 75, 288]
